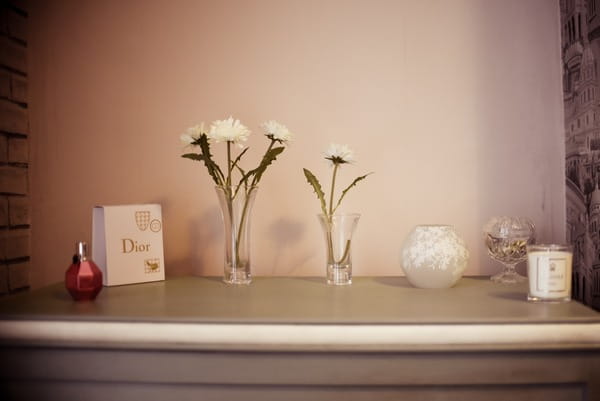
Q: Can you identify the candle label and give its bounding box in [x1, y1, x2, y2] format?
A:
[535, 255, 567, 293]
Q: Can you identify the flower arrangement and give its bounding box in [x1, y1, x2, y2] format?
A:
[181, 117, 292, 191]
[181, 116, 292, 284]
[303, 143, 371, 284]
[303, 143, 371, 220]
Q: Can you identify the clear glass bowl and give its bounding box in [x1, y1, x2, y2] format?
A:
[483, 216, 536, 284]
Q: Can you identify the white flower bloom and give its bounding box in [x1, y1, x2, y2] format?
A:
[324, 143, 355, 165]
[261, 120, 293, 143]
[207, 117, 251, 144]
[180, 123, 204, 146]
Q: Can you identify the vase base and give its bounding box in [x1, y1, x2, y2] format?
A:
[224, 269, 252, 285]
[327, 264, 352, 286]
[490, 269, 526, 284]
[327, 279, 352, 286]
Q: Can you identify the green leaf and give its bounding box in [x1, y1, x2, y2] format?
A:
[249, 146, 285, 186]
[303, 168, 328, 216]
[231, 147, 249, 171]
[182, 153, 204, 162]
[197, 134, 225, 186]
[332, 172, 372, 215]
[181, 135, 225, 186]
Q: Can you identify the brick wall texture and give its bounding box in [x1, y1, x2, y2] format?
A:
[0, 2, 29, 295]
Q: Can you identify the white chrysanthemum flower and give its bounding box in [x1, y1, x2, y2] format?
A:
[180, 123, 204, 146]
[261, 120, 293, 143]
[207, 117, 251, 144]
[324, 143, 355, 165]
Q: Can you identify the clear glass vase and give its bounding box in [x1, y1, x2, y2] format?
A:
[215, 185, 258, 285]
[318, 213, 361, 285]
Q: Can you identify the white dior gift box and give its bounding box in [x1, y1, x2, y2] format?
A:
[92, 204, 165, 286]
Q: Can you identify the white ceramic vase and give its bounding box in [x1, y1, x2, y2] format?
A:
[401, 225, 469, 289]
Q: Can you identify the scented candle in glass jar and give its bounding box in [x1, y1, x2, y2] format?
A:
[526, 244, 572, 302]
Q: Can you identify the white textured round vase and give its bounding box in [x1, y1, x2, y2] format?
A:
[401, 225, 470, 289]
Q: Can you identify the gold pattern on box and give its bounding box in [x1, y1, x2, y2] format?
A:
[144, 258, 161, 274]
[135, 211, 151, 231]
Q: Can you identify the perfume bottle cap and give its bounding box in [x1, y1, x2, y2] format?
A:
[75, 241, 88, 262]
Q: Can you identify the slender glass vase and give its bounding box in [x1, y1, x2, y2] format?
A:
[215, 185, 258, 285]
[318, 213, 360, 285]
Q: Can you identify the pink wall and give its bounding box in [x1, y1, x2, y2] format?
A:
[27, 0, 565, 287]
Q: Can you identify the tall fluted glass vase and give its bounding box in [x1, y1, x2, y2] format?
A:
[318, 213, 360, 285]
[215, 185, 258, 285]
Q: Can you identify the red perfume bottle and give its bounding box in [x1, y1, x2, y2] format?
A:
[65, 241, 103, 301]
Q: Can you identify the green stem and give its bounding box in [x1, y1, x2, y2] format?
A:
[325, 221, 351, 266]
[251, 139, 275, 187]
[326, 224, 335, 265]
[325, 163, 340, 266]
[225, 142, 238, 269]
[232, 139, 275, 267]
[226, 141, 232, 188]
[224, 190, 235, 268]
[328, 163, 339, 217]
[338, 239, 351, 264]
[234, 186, 253, 267]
